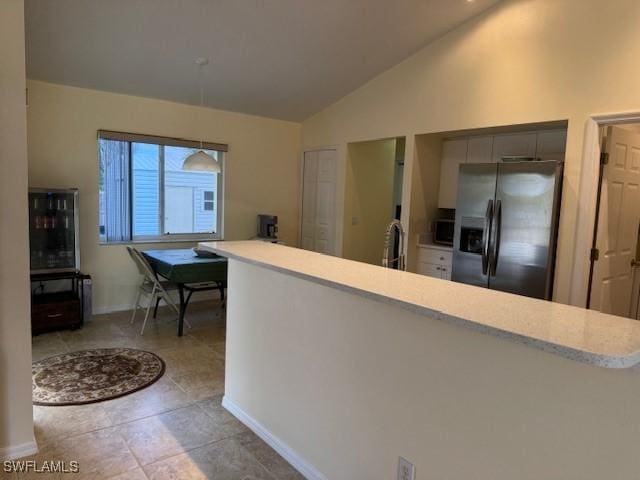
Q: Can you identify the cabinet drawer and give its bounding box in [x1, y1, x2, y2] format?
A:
[32, 300, 80, 332]
[416, 262, 442, 278]
[417, 247, 452, 266]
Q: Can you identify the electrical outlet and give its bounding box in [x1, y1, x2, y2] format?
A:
[397, 457, 415, 480]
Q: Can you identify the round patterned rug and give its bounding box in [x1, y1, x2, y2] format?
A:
[32, 348, 165, 406]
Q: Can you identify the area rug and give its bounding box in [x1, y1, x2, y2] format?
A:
[32, 348, 165, 406]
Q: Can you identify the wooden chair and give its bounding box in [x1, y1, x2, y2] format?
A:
[126, 247, 191, 335]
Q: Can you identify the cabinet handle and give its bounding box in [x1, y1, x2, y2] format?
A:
[47, 313, 63, 318]
[436, 267, 441, 271]
[440, 257, 445, 261]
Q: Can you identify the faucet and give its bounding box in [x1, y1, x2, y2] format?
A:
[382, 219, 406, 271]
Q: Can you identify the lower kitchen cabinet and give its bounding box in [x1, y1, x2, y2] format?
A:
[416, 245, 452, 280]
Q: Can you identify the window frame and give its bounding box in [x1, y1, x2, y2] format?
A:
[98, 130, 226, 244]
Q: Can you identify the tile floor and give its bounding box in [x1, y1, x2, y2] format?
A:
[16, 300, 304, 480]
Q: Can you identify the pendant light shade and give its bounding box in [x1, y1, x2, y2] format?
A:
[183, 150, 221, 172]
[182, 57, 221, 173]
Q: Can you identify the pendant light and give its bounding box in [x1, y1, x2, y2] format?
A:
[183, 57, 221, 173]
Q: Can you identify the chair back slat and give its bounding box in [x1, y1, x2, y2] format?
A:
[127, 247, 158, 282]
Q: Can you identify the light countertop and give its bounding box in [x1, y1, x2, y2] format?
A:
[199, 240, 640, 368]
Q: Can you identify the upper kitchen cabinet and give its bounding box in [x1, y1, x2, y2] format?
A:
[491, 133, 537, 162]
[466, 136, 493, 163]
[536, 129, 567, 160]
[438, 138, 467, 209]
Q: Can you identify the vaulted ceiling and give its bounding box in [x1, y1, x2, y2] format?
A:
[25, 0, 502, 121]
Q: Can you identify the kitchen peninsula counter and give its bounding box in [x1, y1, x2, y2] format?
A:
[200, 240, 640, 368]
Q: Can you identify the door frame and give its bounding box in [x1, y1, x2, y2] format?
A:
[570, 111, 640, 308]
[299, 145, 340, 254]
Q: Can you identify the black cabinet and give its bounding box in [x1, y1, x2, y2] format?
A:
[31, 272, 88, 335]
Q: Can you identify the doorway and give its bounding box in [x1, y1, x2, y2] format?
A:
[588, 123, 640, 318]
[342, 137, 405, 266]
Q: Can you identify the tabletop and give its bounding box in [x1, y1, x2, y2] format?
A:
[143, 249, 228, 284]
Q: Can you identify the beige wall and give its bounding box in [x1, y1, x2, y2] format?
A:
[225, 259, 640, 479]
[0, 0, 36, 458]
[27, 81, 301, 312]
[343, 139, 396, 265]
[301, 0, 640, 306]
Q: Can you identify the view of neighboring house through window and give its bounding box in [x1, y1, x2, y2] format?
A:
[98, 131, 226, 243]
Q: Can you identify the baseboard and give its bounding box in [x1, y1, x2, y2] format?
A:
[0, 439, 38, 461]
[93, 292, 218, 315]
[222, 396, 327, 480]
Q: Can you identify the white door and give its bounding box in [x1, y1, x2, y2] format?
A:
[491, 133, 537, 162]
[438, 139, 467, 209]
[301, 149, 337, 254]
[165, 186, 194, 233]
[590, 126, 640, 317]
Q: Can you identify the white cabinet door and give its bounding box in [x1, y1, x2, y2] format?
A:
[416, 261, 441, 278]
[536, 129, 567, 160]
[492, 133, 537, 162]
[466, 136, 493, 164]
[439, 265, 451, 280]
[438, 139, 467, 209]
[301, 149, 337, 255]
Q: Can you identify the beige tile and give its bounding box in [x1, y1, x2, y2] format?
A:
[134, 333, 203, 353]
[143, 438, 274, 480]
[31, 333, 70, 362]
[106, 467, 147, 480]
[170, 370, 225, 401]
[33, 404, 112, 446]
[158, 345, 222, 377]
[195, 395, 248, 437]
[103, 377, 192, 425]
[19, 427, 138, 480]
[116, 404, 230, 466]
[235, 431, 305, 480]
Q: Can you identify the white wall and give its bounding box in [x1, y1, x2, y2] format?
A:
[301, 0, 640, 306]
[27, 81, 301, 313]
[225, 259, 640, 479]
[0, 0, 36, 459]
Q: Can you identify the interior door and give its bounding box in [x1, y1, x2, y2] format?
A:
[590, 126, 640, 317]
[301, 151, 318, 251]
[165, 186, 194, 233]
[301, 149, 337, 254]
[314, 150, 337, 254]
[489, 161, 561, 300]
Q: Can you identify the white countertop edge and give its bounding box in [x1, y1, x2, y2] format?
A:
[202, 242, 640, 369]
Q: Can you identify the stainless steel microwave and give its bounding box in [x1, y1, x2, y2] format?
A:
[433, 219, 454, 246]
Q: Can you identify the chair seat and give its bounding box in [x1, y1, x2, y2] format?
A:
[139, 280, 177, 294]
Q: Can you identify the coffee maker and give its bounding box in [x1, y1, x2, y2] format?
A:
[257, 214, 278, 239]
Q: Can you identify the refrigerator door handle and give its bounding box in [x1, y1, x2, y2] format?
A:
[490, 199, 502, 276]
[482, 199, 493, 275]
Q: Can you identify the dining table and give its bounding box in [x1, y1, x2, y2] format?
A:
[142, 248, 228, 336]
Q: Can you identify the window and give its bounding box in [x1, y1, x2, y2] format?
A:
[203, 191, 214, 211]
[98, 130, 226, 243]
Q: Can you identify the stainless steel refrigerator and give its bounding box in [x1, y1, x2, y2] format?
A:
[451, 161, 563, 300]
